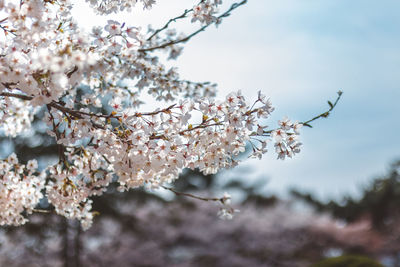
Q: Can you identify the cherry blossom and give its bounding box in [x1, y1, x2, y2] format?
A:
[0, 0, 341, 228]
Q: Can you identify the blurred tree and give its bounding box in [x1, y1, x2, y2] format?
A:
[292, 159, 400, 266]
[291, 160, 400, 230]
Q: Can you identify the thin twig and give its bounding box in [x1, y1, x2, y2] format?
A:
[146, 1, 203, 41]
[0, 25, 17, 36]
[300, 90, 343, 128]
[139, 0, 247, 53]
[32, 208, 52, 213]
[161, 185, 222, 202]
[0, 92, 32, 100]
[147, 9, 192, 41]
[256, 91, 343, 136]
[47, 104, 68, 164]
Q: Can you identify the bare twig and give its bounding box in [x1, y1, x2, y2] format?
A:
[146, 1, 202, 41]
[0, 25, 17, 36]
[139, 0, 247, 53]
[46, 104, 68, 164]
[300, 90, 343, 128]
[255, 91, 343, 136]
[32, 208, 52, 213]
[0, 92, 32, 100]
[161, 185, 223, 202]
[147, 9, 192, 41]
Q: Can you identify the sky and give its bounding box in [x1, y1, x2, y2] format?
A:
[72, 0, 400, 200]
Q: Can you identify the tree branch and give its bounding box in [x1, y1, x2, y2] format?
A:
[258, 91, 343, 136]
[146, 0, 205, 41]
[301, 90, 343, 128]
[161, 185, 223, 202]
[139, 0, 247, 53]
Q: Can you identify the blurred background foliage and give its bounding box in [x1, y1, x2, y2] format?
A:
[291, 160, 400, 231]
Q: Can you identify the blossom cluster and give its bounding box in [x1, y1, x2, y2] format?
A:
[85, 0, 156, 14]
[0, 0, 303, 228]
[272, 117, 303, 160]
[0, 97, 35, 137]
[191, 0, 223, 25]
[0, 154, 44, 226]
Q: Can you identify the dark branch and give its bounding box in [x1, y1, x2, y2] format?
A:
[161, 185, 223, 202]
[146, 1, 203, 41]
[139, 0, 247, 53]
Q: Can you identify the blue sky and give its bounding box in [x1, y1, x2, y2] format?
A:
[74, 0, 400, 199]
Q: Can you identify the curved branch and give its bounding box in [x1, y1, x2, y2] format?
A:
[146, 1, 203, 41]
[139, 0, 247, 53]
[161, 185, 222, 202]
[258, 91, 343, 136]
[301, 90, 343, 128]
